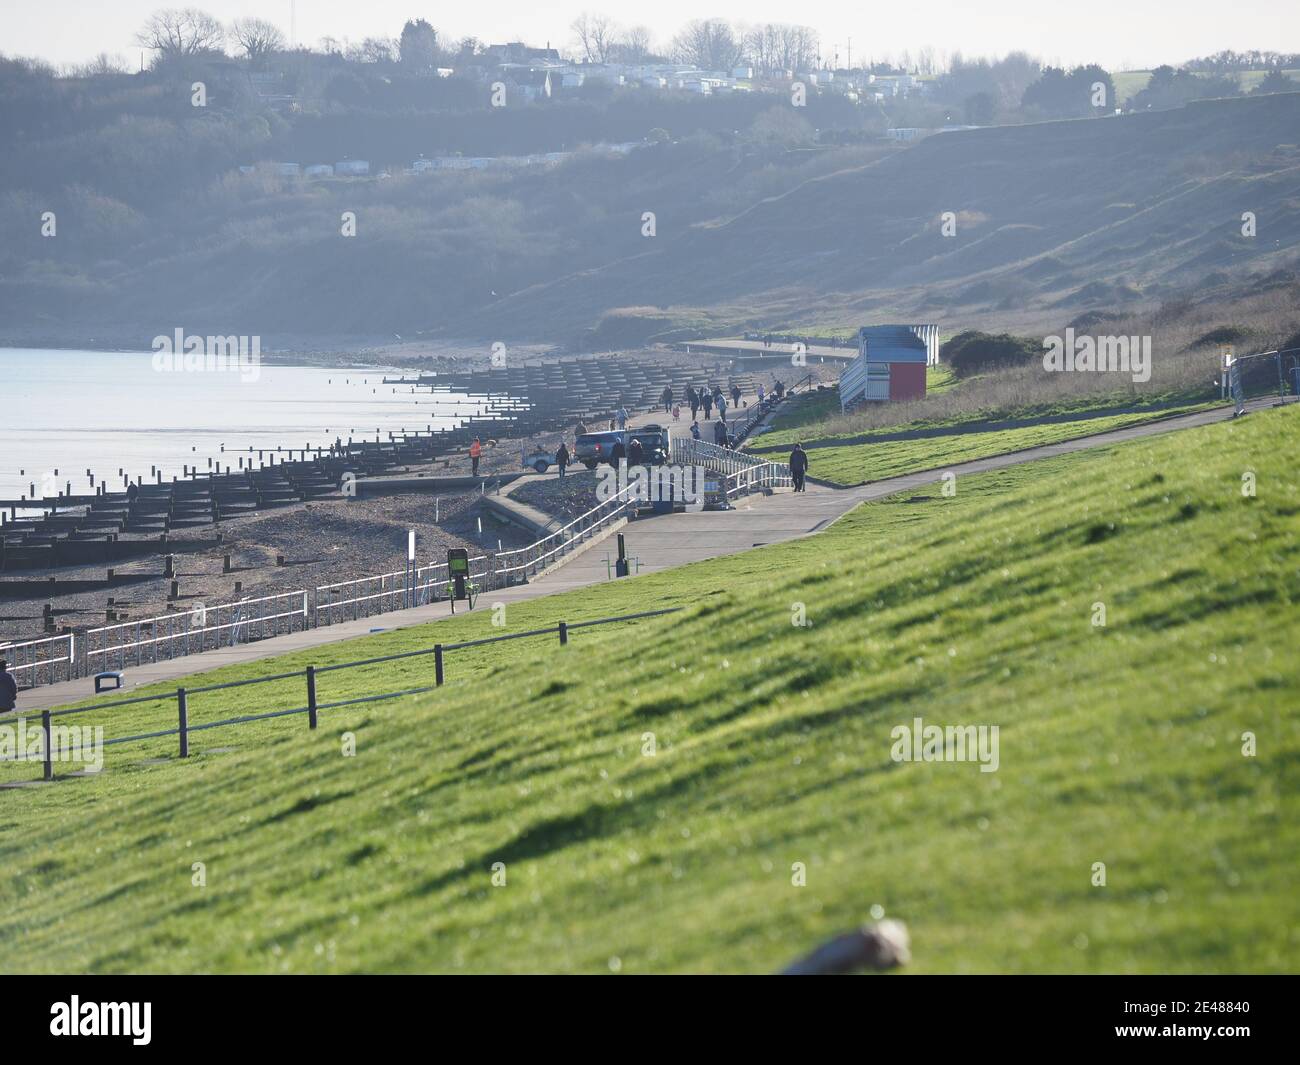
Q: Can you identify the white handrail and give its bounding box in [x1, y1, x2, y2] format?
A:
[85, 589, 307, 637]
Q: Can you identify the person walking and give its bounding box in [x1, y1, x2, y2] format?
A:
[789, 443, 809, 492]
[628, 436, 645, 468]
[690, 421, 701, 441]
[702, 390, 713, 419]
[672, 403, 681, 422]
[731, 383, 742, 409]
[716, 392, 727, 420]
[660, 385, 673, 414]
[616, 405, 628, 430]
[757, 382, 766, 404]
[556, 441, 569, 479]
[0, 660, 16, 713]
[688, 387, 700, 422]
[714, 418, 728, 446]
[469, 437, 482, 477]
[774, 379, 785, 400]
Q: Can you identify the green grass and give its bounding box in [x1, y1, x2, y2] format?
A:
[1112, 69, 1300, 104]
[927, 364, 958, 395]
[2, 406, 1297, 973]
[755, 390, 1217, 485]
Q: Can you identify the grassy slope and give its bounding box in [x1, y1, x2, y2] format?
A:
[2, 407, 1298, 974]
[755, 388, 1216, 485]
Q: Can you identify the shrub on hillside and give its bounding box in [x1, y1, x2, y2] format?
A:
[941, 331, 1041, 377]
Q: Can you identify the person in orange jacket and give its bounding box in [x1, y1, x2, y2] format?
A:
[469, 437, 482, 477]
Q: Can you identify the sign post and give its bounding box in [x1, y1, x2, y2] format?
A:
[447, 548, 473, 613]
[406, 529, 416, 608]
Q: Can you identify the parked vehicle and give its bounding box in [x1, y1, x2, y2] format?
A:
[627, 424, 670, 465]
[575, 431, 626, 469]
[521, 446, 554, 473]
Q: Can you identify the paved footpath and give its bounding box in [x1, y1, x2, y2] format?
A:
[14, 397, 1283, 712]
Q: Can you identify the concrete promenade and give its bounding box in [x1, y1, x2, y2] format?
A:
[11, 396, 1280, 712]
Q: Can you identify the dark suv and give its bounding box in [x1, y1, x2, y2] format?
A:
[575, 431, 626, 469]
[628, 425, 670, 466]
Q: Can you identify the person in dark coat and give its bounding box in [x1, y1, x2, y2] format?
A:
[628, 436, 645, 468]
[789, 443, 809, 492]
[0, 660, 16, 712]
[702, 390, 714, 419]
[556, 442, 569, 478]
[660, 385, 673, 413]
[731, 383, 742, 408]
[713, 418, 728, 446]
[687, 387, 699, 422]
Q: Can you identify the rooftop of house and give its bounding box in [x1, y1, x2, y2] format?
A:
[858, 326, 932, 363]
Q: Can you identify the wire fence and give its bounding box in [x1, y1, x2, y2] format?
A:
[2, 607, 681, 783]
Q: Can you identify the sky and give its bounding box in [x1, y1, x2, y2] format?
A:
[2, 0, 1297, 71]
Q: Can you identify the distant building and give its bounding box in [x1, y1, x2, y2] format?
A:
[335, 159, 370, 176]
[839, 325, 939, 409]
[276, 162, 301, 177]
[304, 163, 334, 178]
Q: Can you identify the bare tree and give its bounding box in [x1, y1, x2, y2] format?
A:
[350, 37, 398, 64]
[136, 8, 226, 59]
[69, 52, 130, 77]
[743, 23, 818, 75]
[611, 25, 653, 63]
[571, 12, 618, 63]
[671, 19, 744, 72]
[230, 18, 285, 62]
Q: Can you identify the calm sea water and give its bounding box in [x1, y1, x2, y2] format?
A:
[0, 349, 483, 508]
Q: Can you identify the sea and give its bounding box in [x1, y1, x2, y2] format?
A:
[0, 348, 483, 512]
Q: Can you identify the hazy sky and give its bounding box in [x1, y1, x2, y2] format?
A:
[3, 0, 1296, 71]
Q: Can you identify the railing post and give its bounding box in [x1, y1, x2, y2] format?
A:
[435, 644, 444, 685]
[42, 710, 53, 781]
[558, 621, 568, 646]
[177, 688, 189, 757]
[306, 665, 318, 729]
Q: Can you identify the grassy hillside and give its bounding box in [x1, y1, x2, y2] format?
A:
[4, 91, 1298, 346]
[2, 406, 1297, 973]
[754, 388, 1217, 484]
[467, 92, 1300, 341]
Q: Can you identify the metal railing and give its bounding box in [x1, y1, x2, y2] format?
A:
[3, 607, 682, 782]
[313, 557, 489, 627]
[731, 373, 813, 445]
[0, 633, 76, 687]
[492, 481, 636, 585]
[723, 462, 793, 499]
[83, 590, 309, 673]
[671, 436, 765, 475]
[11, 428, 788, 692]
[671, 436, 791, 502]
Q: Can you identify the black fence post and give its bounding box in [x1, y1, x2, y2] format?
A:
[42, 710, 52, 782]
[178, 688, 188, 758]
[435, 644, 444, 686]
[306, 666, 318, 729]
[558, 622, 568, 646]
